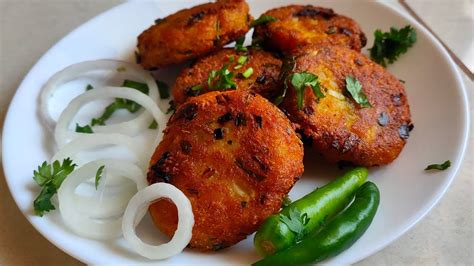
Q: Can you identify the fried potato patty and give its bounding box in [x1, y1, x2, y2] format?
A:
[252, 5, 366, 54]
[172, 48, 282, 105]
[280, 46, 412, 166]
[147, 90, 304, 251]
[137, 0, 251, 69]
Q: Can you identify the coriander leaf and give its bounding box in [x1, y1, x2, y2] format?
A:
[289, 72, 325, 110]
[86, 84, 94, 91]
[251, 15, 278, 27]
[369, 25, 417, 67]
[155, 79, 170, 99]
[425, 160, 451, 171]
[234, 36, 247, 52]
[191, 84, 203, 92]
[345, 76, 372, 108]
[95, 165, 105, 190]
[166, 100, 176, 114]
[279, 208, 310, 242]
[121, 79, 149, 112]
[33, 158, 77, 216]
[33, 184, 57, 216]
[75, 123, 93, 133]
[237, 55, 248, 65]
[242, 67, 254, 78]
[207, 64, 237, 90]
[148, 120, 158, 129]
[116, 66, 126, 72]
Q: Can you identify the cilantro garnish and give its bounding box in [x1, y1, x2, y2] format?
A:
[237, 55, 248, 65]
[207, 64, 237, 90]
[234, 36, 247, 52]
[75, 123, 93, 133]
[85, 84, 94, 91]
[33, 158, 77, 216]
[289, 72, 324, 110]
[279, 208, 310, 241]
[148, 120, 158, 129]
[425, 160, 451, 171]
[155, 79, 170, 99]
[75, 79, 153, 131]
[242, 67, 254, 79]
[95, 165, 105, 190]
[345, 76, 372, 108]
[369, 25, 417, 67]
[251, 15, 278, 27]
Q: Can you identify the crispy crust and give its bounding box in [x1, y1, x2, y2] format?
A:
[137, 0, 251, 69]
[172, 48, 282, 105]
[147, 90, 304, 251]
[281, 46, 412, 166]
[252, 5, 366, 54]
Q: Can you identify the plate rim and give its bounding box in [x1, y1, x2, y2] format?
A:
[1, 1, 470, 264]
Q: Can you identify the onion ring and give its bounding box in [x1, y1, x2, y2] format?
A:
[39, 59, 161, 133]
[54, 86, 166, 147]
[122, 183, 194, 260]
[57, 160, 146, 240]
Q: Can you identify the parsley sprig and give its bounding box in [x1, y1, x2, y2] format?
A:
[77, 79, 159, 132]
[369, 25, 417, 67]
[425, 160, 451, 171]
[288, 72, 325, 110]
[279, 208, 310, 242]
[251, 15, 278, 27]
[33, 158, 77, 216]
[345, 76, 372, 108]
[208, 64, 237, 90]
[95, 165, 105, 190]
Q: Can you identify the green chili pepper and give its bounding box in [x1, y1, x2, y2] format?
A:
[254, 167, 368, 255]
[253, 181, 380, 266]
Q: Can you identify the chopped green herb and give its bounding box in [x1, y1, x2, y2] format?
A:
[234, 36, 247, 52]
[251, 15, 278, 27]
[425, 160, 451, 171]
[345, 76, 372, 108]
[90, 79, 150, 126]
[33, 158, 77, 216]
[207, 65, 237, 90]
[228, 55, 235, 63]
[279, 208, 310, 241]
[399, 79, 406, 84]
[75, 123, 93, 133]
[155, 79, 170, 99]
[116, 66, 126, 72]
[369, 25, 417, 67]
[86, 84, 94, 91]
[289, 72, 325, 110]
[191, 84, 203, 92]
[242, 67, 254, 78]
[95, 165, 105, 190]
[148, 120, 158, 129]
[166, 100, 176, 114]
[238, 55, 248, 65]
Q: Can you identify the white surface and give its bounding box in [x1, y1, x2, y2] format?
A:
[1, 0, 470, 265]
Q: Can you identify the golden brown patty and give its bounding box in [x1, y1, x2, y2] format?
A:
[147, 90, 304, 251]
[252, 5, 366, 54]
[137, 0, 251, 69]
[172, 48, 282, 106]
[280, 46, 412, 166]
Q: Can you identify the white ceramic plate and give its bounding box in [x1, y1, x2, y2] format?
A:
[2, 0, 469, 264]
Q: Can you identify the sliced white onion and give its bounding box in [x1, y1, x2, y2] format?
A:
[51, 133, 146, 169]
[54, 87, 166, 148]
[58, 160, 147, 240]
[40, 59, 160, 133]
[122, 183, 194, 260]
